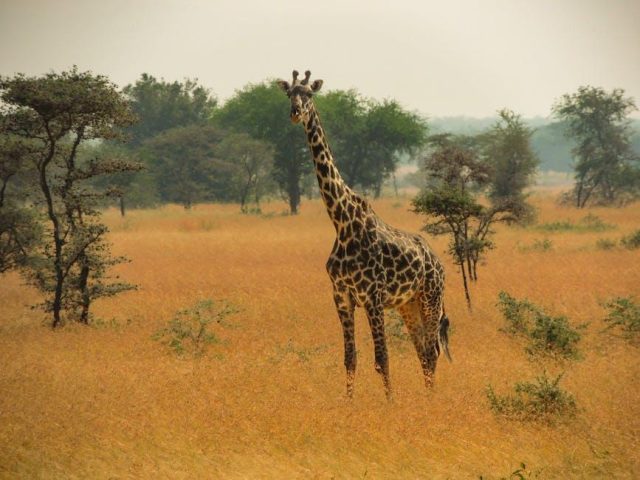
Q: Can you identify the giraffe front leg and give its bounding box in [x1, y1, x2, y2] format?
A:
[333, 289, 356, 398]
[365, 301, 392, 400]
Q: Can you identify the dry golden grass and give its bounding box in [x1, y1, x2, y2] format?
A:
[1, 193, 639, 479]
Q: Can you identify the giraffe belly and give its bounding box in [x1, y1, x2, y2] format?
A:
[382, 274, 422, 307]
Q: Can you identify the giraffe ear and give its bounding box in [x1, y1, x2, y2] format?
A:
[276, 80, 290, 93]
[310, 79, 323, 93]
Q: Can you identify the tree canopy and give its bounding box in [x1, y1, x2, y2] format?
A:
[123, 73, 217, 146]
[316, 91, 427, 196]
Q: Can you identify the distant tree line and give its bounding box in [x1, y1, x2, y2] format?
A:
[49, 73, 640, 215]
[101, 75, 426, 215]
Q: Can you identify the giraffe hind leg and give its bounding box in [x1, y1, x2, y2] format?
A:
[417, 293, 444, 389]
[397, 300, 434, 390]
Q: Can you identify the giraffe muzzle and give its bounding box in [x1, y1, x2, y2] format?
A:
[290, 108, 302, 124]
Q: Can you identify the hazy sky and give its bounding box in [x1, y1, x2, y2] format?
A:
[1, 0, 639, 118]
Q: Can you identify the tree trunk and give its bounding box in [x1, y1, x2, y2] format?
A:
[38, 146, 64, 328]
[373, 180, 382, 199]
[287, 176, 300, 215]
[392, 172, 399, 198]
[78, 256, 90, 324]
[460, 262, 472, 311]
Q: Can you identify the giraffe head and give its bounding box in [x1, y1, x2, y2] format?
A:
[277, 70, 323, 124]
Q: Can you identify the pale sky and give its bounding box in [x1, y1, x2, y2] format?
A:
[1, 0, 639, 118]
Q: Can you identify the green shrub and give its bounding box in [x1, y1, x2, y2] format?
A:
[486, 372, 577, 422]
[602, 296, 640, 345]
[497, 291, 537, 335]
[153, 298, 236, 357]
[596, 238, 617, 250]
[497, 292, 582, 359]
[620, 229, 640, 249]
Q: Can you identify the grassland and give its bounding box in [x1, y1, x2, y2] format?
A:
[1, 192, 639, 479]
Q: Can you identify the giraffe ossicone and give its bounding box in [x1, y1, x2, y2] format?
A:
[277, 70, 451, 399]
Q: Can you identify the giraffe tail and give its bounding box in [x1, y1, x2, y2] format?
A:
[438, 310, 452, 362]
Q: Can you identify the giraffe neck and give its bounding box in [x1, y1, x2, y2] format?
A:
[303, 103, 357, 230]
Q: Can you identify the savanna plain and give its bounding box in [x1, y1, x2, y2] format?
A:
[0, 192, 638, 479]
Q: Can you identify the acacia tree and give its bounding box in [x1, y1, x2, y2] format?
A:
[0, 68, 139, 327]
[553, 86, 639, 207]
[412, 135, 526, 309]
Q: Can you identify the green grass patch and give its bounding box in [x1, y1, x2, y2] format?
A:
[535, 214, 615, 233]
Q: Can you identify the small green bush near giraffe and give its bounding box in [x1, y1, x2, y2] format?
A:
[496, 292, 583, 359]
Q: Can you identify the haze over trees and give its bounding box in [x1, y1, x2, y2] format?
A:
[553, 86, 640, 207]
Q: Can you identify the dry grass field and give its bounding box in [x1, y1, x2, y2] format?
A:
[1, 192, 639, 479]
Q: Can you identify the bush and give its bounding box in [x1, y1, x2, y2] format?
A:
[602, 296, 640, 345]
[497, 292, 582, 359]
[620, 229, 640, 249]
[535, 214, 615, 233]
[153, 298, 236, 357]
[486, 372, 577, 422]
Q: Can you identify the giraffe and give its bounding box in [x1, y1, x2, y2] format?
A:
[277, 70, 451, 399]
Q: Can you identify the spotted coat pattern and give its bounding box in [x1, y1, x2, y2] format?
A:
[278, 71, 449, 398]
